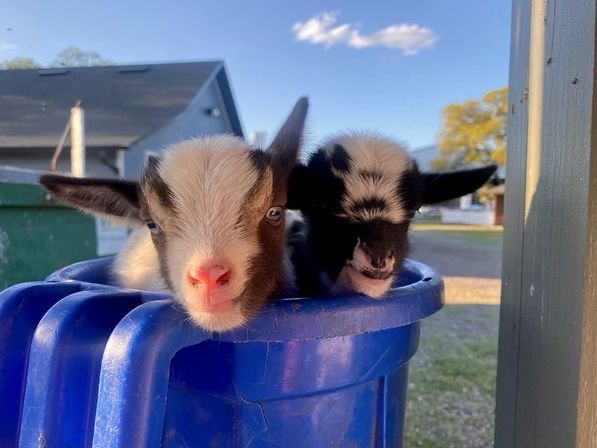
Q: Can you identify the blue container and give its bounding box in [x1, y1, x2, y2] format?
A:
[9, 258, 443, 448]
[0, 280, 116, 448]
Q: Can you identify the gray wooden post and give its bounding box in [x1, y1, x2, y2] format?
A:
[495, 0, 597, 446]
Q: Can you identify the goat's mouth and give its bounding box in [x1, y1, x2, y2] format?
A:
[355, 267, 393, 280]
[336, 264, 394, 298]
[183, 289, 241, 315]
[347, 263, 393, 281]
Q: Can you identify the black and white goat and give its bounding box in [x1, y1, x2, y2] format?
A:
[287, 132, 497, 298]
[40, 97, 309, 332]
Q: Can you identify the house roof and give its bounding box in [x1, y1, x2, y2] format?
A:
[0, 61, 242, 149]
[409, 144, 438, 171]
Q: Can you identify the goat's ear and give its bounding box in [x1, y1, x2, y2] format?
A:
[267, 96, 309, 179]
[39, 174, 142, 221]
[286, 164, 312, 210]
[421, 164, 498, 204]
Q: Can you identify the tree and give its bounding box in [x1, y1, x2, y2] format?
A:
[1, 47, 111, 70]
[1, 57, 40, 69]
[432, 86, 507, 170]
[51, 46, 111, 67]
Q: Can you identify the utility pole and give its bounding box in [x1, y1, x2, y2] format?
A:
[70, 102, 85, 177]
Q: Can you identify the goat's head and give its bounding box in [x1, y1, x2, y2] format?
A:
[40, 97, 309, 331]
[288, 132, 496, 298]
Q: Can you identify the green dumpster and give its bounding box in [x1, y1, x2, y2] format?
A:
[0, 168, 127, 289]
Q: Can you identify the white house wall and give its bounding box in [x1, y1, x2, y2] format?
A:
[123, 80, 231, 179]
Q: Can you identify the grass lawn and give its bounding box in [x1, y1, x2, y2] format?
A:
[403, 223, 502, 447]
[404, 305, 499, 448]
[411, 223, 503, 245]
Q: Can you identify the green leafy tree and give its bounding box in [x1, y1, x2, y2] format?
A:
[1, 57, 40, 69]
[432, 86, 507, 170]
[51, 46, 111, 67]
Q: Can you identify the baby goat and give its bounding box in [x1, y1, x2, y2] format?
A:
[287, 132, 497, 298]
[40, 97, 309, 332]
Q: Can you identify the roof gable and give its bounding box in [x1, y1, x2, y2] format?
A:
[0, 61, 230, 148]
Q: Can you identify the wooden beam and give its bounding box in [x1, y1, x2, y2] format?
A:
[494, 0, 531, 441]
[577, 56, 597, 448]
[495, 0, 597, 446]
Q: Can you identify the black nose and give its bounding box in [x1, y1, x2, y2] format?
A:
[370, 256, 387, 270]
[361, 246, 394, 270]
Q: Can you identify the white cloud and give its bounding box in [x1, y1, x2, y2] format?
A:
[292, 11, 437, 55]
[0, 43, 16, 51]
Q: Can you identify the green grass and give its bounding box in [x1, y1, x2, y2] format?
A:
[413, 229, 503, 247]
[404, 304, 499, 448]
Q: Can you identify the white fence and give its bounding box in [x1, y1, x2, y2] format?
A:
[439, 207, 495, 225]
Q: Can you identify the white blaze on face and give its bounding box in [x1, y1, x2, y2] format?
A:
[145, 136, 274, 331]
[326, 134, 411, 223]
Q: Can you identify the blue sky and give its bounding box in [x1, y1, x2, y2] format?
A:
[1, 1, 511, 150]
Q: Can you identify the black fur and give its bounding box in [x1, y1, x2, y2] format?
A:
[39, 174, 141, 220]
[330, 144, 351, 172]
[141, 156, 175, 211]
[421, 165, 497, 204]
[287, 147, 412, 294]
[286, 141, 497, 297]
[398, 162, 424, 213]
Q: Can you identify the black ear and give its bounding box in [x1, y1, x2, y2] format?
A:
[39, 174, 142, 220]
[421, 164, 498, 204]
[286, 164, 313, 210]
[267, 96, 309, 179]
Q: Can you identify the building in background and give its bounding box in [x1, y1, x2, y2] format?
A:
[0, 61, 243, 179]
[0, 61, 244, 284]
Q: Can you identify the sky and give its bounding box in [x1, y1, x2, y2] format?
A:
[1, 1, 511, 151]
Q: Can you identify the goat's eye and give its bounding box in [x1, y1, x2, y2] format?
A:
[146, 220, 160, 235]
[265, 206, 283, 221]
[407, 209, 418, 219]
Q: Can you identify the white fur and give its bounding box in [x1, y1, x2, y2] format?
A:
[336, 265, 392, 298]
[113, 227, 168, 292]
[117, 136, 275, 332]
[155, 137, 271, 307]
[325, 134, 411, 223]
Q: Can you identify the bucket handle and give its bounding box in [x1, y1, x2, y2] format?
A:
[92, 299, 209, 448]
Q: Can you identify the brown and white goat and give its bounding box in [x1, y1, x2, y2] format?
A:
[40, 97, 309, 332]
[287, 132, 497, 298]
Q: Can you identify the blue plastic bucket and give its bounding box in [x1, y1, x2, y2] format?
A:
[8, 257, 443, 447]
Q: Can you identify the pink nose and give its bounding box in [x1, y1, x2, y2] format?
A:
[187, 265, 231, 289]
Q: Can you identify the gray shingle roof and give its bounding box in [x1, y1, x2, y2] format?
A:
[0, 61, 223, 148]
